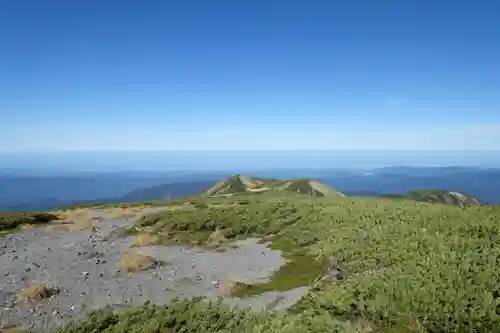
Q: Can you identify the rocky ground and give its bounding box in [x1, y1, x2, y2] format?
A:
[0, 208, 308, 332]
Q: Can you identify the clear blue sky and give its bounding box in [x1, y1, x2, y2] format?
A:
[1, 0, 499, 151]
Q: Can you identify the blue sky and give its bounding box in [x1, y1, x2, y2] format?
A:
[1, 0, 499, 151]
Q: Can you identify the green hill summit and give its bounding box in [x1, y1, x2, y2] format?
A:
[204, 175, 342, 197]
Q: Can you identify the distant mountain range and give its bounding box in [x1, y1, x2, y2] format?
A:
[0, 166, 498, 211]
[2, 181, 216, 211]
[320, 166, 500, 204]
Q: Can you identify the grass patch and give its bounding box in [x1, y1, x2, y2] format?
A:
[71, 218, 95, 231]
[61, 199, 186, 211]
[131, 232, 161, 247]
[207, 228, 228, 247]
[2, 327, 30, 333]
[44, 209, 97, 233]
[232, 237, 329, 297]
[218, 279, 242, 296]
[17, 284, 59, 303]
[106, 207, 134, 219]
[0, 212, 59, 234]
[120, 251, 158, 273]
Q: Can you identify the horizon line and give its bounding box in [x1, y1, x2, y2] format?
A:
[1, 149, 500, 153]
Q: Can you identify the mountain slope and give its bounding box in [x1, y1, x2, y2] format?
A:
[204, 175, 341, 197]
[62, 180, 216, 209]
[65, 191, 500, 332]
[117, 181, 215, 202]
[385, 189, 481, 206]
[3, 180, 217, 212]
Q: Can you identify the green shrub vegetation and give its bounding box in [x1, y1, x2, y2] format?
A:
[0, 212, 59, 233]
[54, 193, 500, 332]
[54, 298, 368, 333]
[61, 199, 182, 211]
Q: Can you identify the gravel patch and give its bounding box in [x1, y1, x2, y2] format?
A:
[0, 209, 307, 332]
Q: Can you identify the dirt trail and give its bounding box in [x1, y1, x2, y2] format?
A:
[0, 208, 307, 332]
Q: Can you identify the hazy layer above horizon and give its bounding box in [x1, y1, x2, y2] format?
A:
[1, 151, 499, 171]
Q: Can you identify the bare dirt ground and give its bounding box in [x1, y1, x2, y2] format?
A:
[0, 208, 307, 332]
